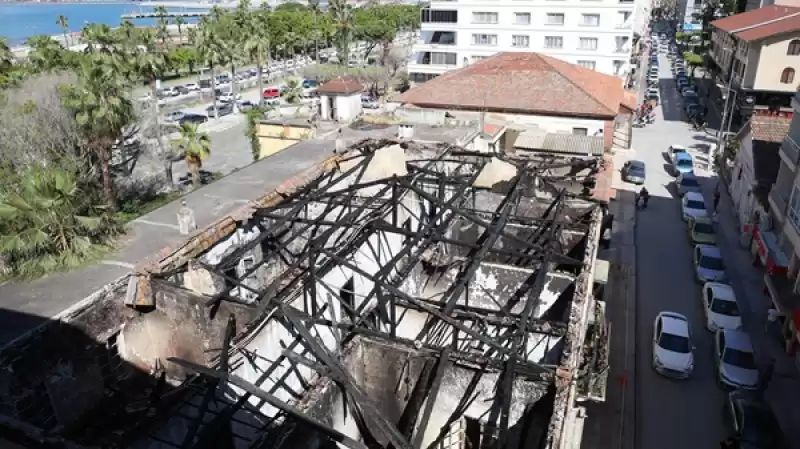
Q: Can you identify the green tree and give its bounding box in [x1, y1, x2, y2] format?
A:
[195, 15, 230, 119]
[0, 38, 13, 72]
[63, 54, 135, 210]
[244, 8, 271, 100]
[329, 0, 354, 65]
[308, 0, 321, 63]
[281, 77, 303, 104]
[56, 15, 70, 47]
[244, 107, 265, 161]
[175, 16, 186, 43]
[683, 51, 704, 78]
[81, 23, 117, 53]
[0, 165, 121, 279]
[171, 46, 197, 74]
[172, 122, 211, 188]
[155, 5, 170, 46]
[25, 35, 69, 73]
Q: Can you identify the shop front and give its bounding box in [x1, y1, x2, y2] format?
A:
[752, 225, 790, 276]
[763, 273, 800, 358]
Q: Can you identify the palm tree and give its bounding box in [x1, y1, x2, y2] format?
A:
[329, 0, 354, 66]
[308, 0, 321, 63]
[63, 54, 135, 210]
[82, 23, 117, 53]
[135, 30, 173, 184]
[56, 15, 70, 47]
[244, 10, 270, 100]
[25, 35, 68, 73]
[0, 165, 121, 279]
[154, 5, 170, 46]
[175, 16, 186, 43]
[281, 78, 303, 104]
[172, 122, 211, 188]
[196, 15, 231, 119]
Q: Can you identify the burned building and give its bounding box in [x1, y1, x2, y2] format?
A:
[0, 140, 611, 449]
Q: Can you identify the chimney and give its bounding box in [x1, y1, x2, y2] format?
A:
[479, 111, 486, 136]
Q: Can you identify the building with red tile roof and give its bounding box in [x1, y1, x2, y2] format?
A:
[394, 52, 635, 151]
[709, 5, 800, 123]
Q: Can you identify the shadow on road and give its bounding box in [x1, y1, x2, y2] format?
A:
[657, 77, 686, 123]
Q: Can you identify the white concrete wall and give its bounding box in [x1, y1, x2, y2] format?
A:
[411, 0, 636, 78]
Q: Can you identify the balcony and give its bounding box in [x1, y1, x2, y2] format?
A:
[781, 135, 800, 170]
[615, 22, 632, 29]
[407, 61, 457, 75]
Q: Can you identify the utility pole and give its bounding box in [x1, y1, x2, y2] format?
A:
[711, 38, 738, 172]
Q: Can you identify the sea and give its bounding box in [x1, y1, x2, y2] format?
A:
[0, 2, 206, 46]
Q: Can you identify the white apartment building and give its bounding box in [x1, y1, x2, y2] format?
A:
[408, 0, 637, 83]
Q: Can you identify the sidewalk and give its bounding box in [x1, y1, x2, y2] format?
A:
[0, 139, 336, 345]
[701, 167, 800, 446]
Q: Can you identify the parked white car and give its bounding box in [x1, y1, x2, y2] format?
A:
[681, 191, 708, 221]
[184, 83, 200, 92]
[652, 311, 694, 379]
[701, 282, 742, 331]
[714, 329, 759, 390]
[218, 92, 242, 103]
[694, 244, 727, 283]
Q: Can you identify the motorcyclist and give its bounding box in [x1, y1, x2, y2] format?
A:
[637, 187, 650, 209]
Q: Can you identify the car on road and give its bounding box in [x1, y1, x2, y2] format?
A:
[261, 98, 281, 108]
[184, 83, 200, 92]
[676, 78, 689, 90]
[714, 329, 759, 390]
[645, 88, 660, 105]
[689, 215, 717, 244]
[694, 244, 727, 283]
[361, 96, 380, 109]
[675, 172, 701, 196]
[263, 87, 281, 99]
[178, 113, 209, 125]
[163, 110, 185, 122]
[682, 191, 708, 221]
[702, 282, 742, 331]
[302, 79, 319, 89]
[206, 102, 234, 118]
[672, 151, 695, 176]
[652, 311, 694, 379]
[683, 92, 699, 105]
[217, 92, 242, 103]
[724, 391, 788, 449]
[237, 100, 257, 112]
[667, 144, 688, 162]
[620, 160, 645, 184]
[648, 72, 659, 83]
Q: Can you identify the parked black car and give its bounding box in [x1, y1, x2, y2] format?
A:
[178, 113, 209, 125]
[724, 391, 787, 449]
[206, 102, 234, 118]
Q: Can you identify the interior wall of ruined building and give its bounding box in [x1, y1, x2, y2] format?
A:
[279, 336, 551, 449]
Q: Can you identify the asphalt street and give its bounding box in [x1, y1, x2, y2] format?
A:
[630, 49, 727, 449]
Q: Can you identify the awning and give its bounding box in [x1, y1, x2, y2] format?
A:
[594, 259, 610, 285]
[753, 226, 789, 275]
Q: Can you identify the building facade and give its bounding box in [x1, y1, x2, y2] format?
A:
[408, 0, 636, 83]
[710, 6, 800, 123]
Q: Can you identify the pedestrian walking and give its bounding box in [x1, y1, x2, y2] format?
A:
[713, 190, 721, 212]
[177, 199, 197, 236]
[766, 308, 779, 333]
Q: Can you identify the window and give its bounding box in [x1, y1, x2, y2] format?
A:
[545, 36, 564, 48]
[789, 39, 800, 55]
[613, 60, 624, 75]
[781, 67, 795, 84]
[572, 127, 588, 136]
[577, 60, 596, 70]
[472, 34, 498, 46]
[472, 12, 499, 24]
[615, 36, 629, 52]
[429, 52, 457, 65]
[788, 185, 800, 231]
[581, 13, 600, 26]
[421, 9, 458, 24]
[514, 12, 531, 25]
[579, 37, 598, 50]
[546, 13, 565, 25]
[512, 35, 530, 48]
[472, 55, 489, 63]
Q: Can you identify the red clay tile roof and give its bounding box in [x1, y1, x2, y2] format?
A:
[396, 52, 630, 119]
[750, 114, 791, 143]
[711, 5, 800, 41]
[318, 77, 364, 95]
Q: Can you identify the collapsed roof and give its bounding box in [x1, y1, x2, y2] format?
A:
[0, 139, 610, 449]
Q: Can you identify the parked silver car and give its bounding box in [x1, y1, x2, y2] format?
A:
[693, 244, 726, 283]
[714, 329, 759, 390]
[622, 160, 646, 184]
